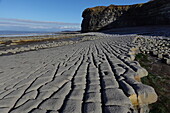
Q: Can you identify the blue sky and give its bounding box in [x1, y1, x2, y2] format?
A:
[0, 0, 150, 31]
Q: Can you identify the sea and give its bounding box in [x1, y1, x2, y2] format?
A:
[0, 31, 59, 37]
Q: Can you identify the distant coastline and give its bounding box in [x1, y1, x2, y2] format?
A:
[0, 31, 60, 37]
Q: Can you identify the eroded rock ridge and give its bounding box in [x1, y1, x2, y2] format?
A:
[0, 33, 158, 113]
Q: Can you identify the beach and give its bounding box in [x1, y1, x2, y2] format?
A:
[0, 29, 165, 113]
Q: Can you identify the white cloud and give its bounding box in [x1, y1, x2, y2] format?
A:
[0, 18, 80, 25]
[0, 18, 80, 31]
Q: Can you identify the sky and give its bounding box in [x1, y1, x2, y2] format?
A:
[0, 0, 150, 32]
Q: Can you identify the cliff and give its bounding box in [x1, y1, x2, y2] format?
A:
[81, 0, 170, 32]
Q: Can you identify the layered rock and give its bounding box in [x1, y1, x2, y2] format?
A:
[81, 0, 170, 32]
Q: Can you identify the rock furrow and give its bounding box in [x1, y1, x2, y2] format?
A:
[0, 33, 158, 113]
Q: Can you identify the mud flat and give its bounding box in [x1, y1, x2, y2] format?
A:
[0, 32, 159, 113]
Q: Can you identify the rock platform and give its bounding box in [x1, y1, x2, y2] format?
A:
[0, 33, 157, 113]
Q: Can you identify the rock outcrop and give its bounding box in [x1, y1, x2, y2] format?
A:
[133, 36, 170, 65]
[81, 0, 170, 32]
[0, 33, 158, 113]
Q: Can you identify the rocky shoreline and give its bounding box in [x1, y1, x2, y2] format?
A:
[0, 33, 104, 56]
[0, 33, 158, 113]
[1, 31, 170, 66]
[0, 30, 169, 112]
[133, 36, 170, 65]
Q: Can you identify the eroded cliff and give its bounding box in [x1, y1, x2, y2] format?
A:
[81, 0, 170, 32]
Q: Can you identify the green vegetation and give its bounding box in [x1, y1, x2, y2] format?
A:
[135, 53, 170, 113]
[135, 53, 150, 65]
[88, 6, 106, 12]
[84, 3, 145, 14]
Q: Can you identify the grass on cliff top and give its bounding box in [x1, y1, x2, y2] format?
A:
[135, 53, 170, 113]
[86, 3, 144, 13]
[84, 0, 168, 14]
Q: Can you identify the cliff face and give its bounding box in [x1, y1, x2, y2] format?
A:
[81, 0, 170, 32]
